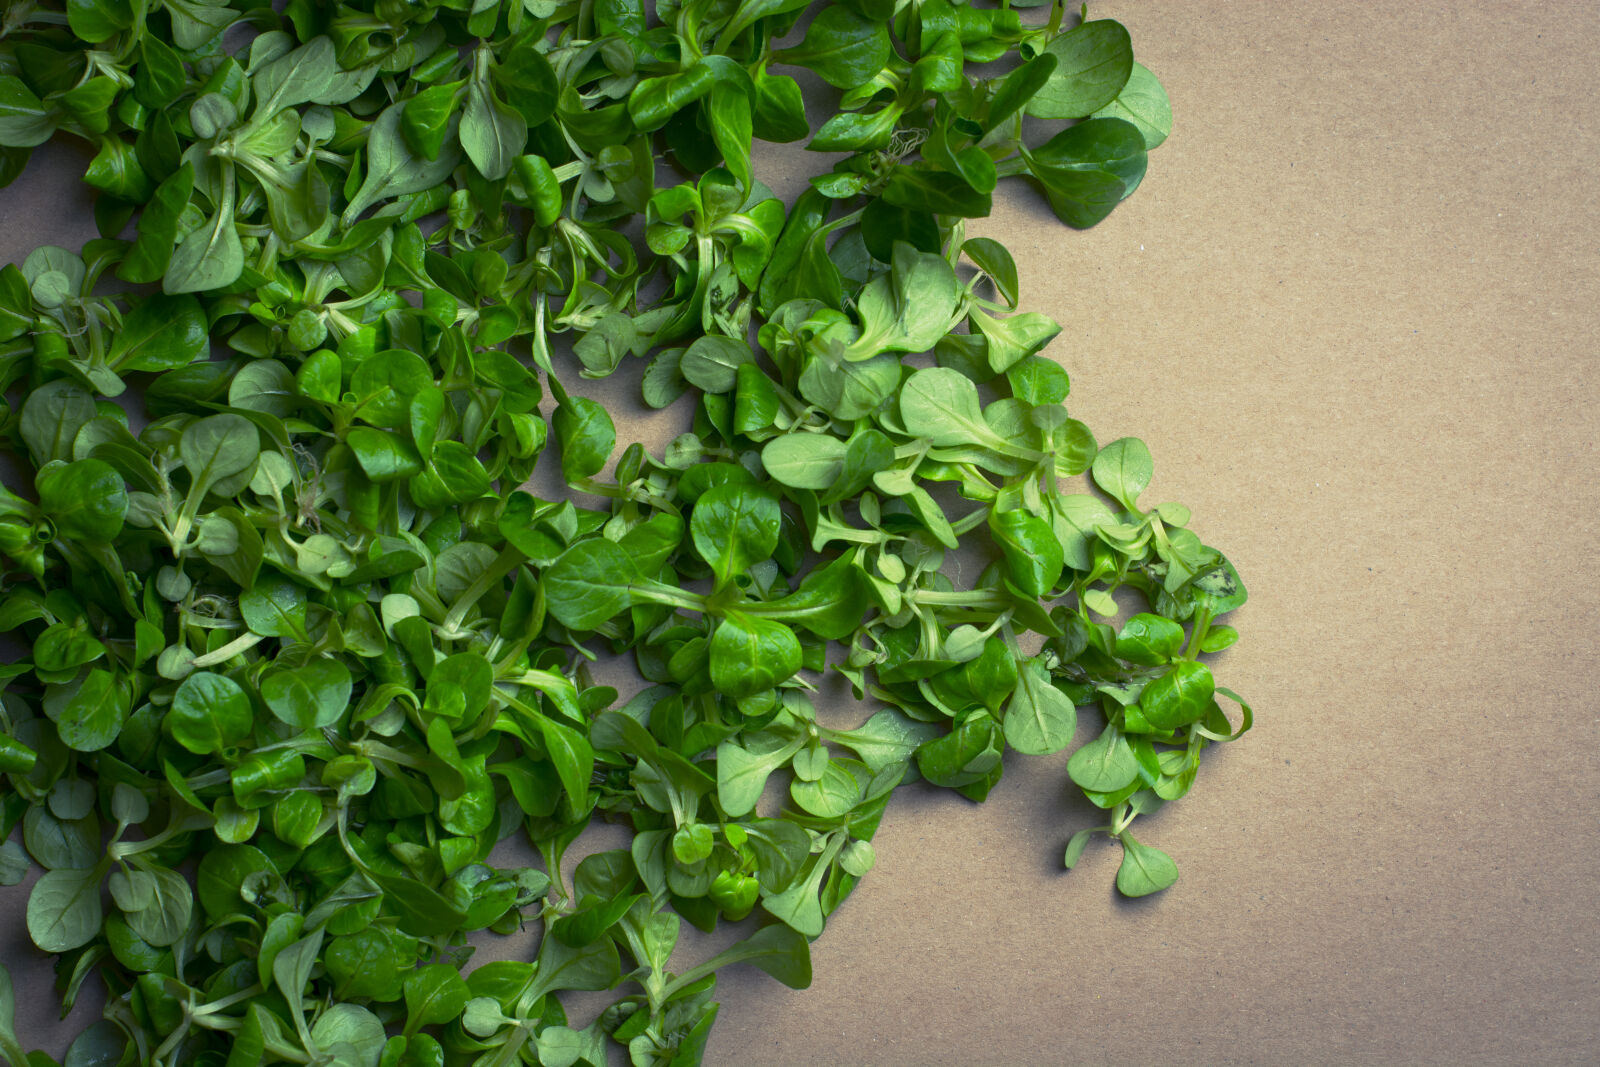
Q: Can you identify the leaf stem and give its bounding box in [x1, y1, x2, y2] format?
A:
[440, 544, 524, 637]
[189, 631, 266, 668]
[1182, 607, 1214, 660]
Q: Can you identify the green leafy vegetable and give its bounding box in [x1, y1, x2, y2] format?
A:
[0, 2, 1252, 1064]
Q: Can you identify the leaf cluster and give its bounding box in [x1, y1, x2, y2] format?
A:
[0, 0, 1240, 1064]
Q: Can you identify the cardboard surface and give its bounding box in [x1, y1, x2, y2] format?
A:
[4, 2, 1599, 1064]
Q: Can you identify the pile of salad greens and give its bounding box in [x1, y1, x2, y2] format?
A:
[0, 0, 1250, 1063]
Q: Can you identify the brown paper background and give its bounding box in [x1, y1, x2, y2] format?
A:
[3, 2, 1598, 1064]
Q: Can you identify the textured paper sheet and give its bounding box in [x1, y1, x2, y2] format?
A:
[3, 3, 1598, 1064]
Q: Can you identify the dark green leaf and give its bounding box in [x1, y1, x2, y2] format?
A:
[777, 8, 892, 90]
[0, 76, 56, 147]
[709, 613, 802, 698]
[168, 671, 253, 755]
[1029, 19, 1134, 119]
[1139, 660, 1215, 730]
[37, 460, 127, 542]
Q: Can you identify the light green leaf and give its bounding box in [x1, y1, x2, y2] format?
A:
[1066, 722, 1139, 793]
[1091, 61, 1172, 149]
[1002, 660, 1077, 755]
[1115, 833, 1179, 896]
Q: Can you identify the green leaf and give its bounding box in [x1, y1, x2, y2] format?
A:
[403, 964, 471, 1031]
[1025, 117, 1148, 228]
[899, 367, 1008, 449]
[529, 930, 621, 997]
[0, 961, 28, 1066]
[272, 928, 325, 1025]
[402, 81, 461, 162]
[312, 923, 392, 997]
[911, 29, 965, 95]
[797, 349, 898, 420]
[542, 538, 643, 631]
[680, 334, 756, 394]
[229, 361, 299, 419]
[809, 106, 901, 153]
[981, 53, 1057, 135]
[344, 103, 463, 224]
[1091, 436, 1154, 512]
[43, 670, 128, 753]
[347, 428, 424, 482]
[84, 137, 153, 202]
[369, 873, 467, 938]
[164, 195, 244, 294]
[0, 841, 28, 887]
[426, 654, 493, 722]
[629, 61, 720, 133]
[1092, 61, 1173, 149]
[755, 435, 844, 489]
[27, 866, 104, 953]
[37, 460, 127, 542]
[23, 808, 100, 870]
[1139, 660, 1215, 730]
[112, 294, 208, 372]
[691, 483, 781, 589]
[752, 68, 809, 143]
[462, 75, 527, 181]
[1029, 19, 1134, 119]
[123, 865, 193, 947]
[776, 7, 892, 90]
[1067, 722, 1139, 793]
[1002, 660, 1076, 756]
[971, 309, 1061, 374]
[1052, 494, 1116, 571]
[169, 671, 253, 755]
[1007, 355, 1070, 405]
[761, 833, 844, 936]
[0, 76, 57, 147]
[1063, 827, 1097, 869]
[251, 36, 343, 115]
[881, 166, 991, 218]
[1199, 626, 1239, 654]
[179, 414, 260, 499]
[665, 923, 812, 993]
[68, 0, 134, 42]
[916, 714, 1003, 790]
[309, 1004, 386, 1064]
[134, 34, 187, 110]
[495, 36, 559, 126]
[20, 380, 95, 469]
[262, 658, 353, 730]
[989, 508, 1064, 597]
[716, 731, 804, 817]
[847, 243, 961, 359]
[553, 397, 615, 482]
[827, 710, 939, 774]
[572, 311, 639, 378]
[119, 164, 193, 284]
[532, 712, 594, 815]
[789, 758, 864, 817]
[1115, 614, 1184, 666]
[962, 237, 1019, 306]
[1115, 833, 1179, 896]
[708, 613, 802, 698]
[708, 83, 754, 191]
